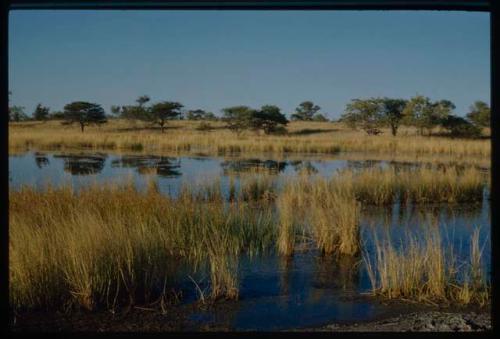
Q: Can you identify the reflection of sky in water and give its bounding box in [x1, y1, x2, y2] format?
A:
[9, 152, 491, 330]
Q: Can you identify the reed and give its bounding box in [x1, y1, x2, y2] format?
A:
[9, 120, 490, 159]
[9, 181, 276, 311]
[333, 165, 487, 205]
[308, 178, 360, 255]
[363, 227, 490, 306]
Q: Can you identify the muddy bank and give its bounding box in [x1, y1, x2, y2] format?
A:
[305, 311, 491, 332]
[11, 304, 490, 332]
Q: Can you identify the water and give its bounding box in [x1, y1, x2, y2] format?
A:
[9, 151, 491, 330]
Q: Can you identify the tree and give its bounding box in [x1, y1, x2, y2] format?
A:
[149, 101, 183, 132]
[9, 106, 29, 122]
[340, 98, 384, 135]
[441, 115, 482, 138]
[222, 105, 255, 134]
[466, 101, 490, 128]
[48, 111, 65, 120]
[136, 95, 150, 107]
[380, 98, 407, 136]
[186, 109, 208, 120]
[110, 105, 121, 117]
[63, 101, 107, 132]
[403, 96, 454, 135]
[291, 101, 321, 121]
[312, 113, 329, 122]
[33, 103, 50, 121]
[251, 105, 289, 134]
[204, 112, 218, 121]
[111, 95, 152, 121]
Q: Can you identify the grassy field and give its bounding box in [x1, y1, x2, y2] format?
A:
[10, 165, 490, 312]
[9, 119, 491, 162]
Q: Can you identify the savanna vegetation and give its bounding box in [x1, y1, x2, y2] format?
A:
[10, 165, 490, 312]
[9, 93, 491, 323]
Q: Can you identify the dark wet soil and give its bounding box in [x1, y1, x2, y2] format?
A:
[307, 311, 491, 332]
[10, 299, 490, 332]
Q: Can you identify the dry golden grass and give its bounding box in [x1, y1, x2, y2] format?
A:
[9, 163, 490, 311]
[335, 165, 487, 205]
[9, 180, 276, 311]
[9, 119, 490, 160]
[364, 227, 490, 306]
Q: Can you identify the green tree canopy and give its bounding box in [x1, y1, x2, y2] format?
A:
[291, 101, 321, 121]
[9, 106, 29, 122]
[63, 101, 107, 132]
[222, 105, 255, 134]
[312, 113, 329, 122]
[379, 97, 407, 136]
[136, 95, 151, 107]
[252, 105, 289, 134]
[441, 114, 482, 138]
[340, 98, 384, 135]
[186, 109, 209, 120]
[466, 101, 490, 128]
[149, 101, 183, 132]
[33, 103, 50, 121]
[403, 96, 454, 135]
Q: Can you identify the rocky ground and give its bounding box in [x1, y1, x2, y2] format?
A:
[308, 311, 491, 332]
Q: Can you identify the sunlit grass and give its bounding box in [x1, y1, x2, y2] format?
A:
[363, 226, 490, 306]
[9, 163, 490, 312]
[9, 119, 491, 160]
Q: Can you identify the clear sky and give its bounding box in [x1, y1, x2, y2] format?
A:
[9, 10, 490, 119]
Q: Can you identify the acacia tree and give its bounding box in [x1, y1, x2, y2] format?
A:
[466, 101, 490, 128]
[149, 101, 183, 132]
[63, 101, 107, 132]
[186, 109, 209, 120]
[33, 103, 50, 121]
[252, 105, 289, 134]
[312, 113, 329, 122]
[403, 96, 454, 136]
[222, 106, 255, 134]
[291, 101, 321, 121]
[111, 95, 151, 121]
[380, 98, 407, 136]
[9, 106, 29, 122]
[441, 114, 482, 138]
[340, 98, 384, 135]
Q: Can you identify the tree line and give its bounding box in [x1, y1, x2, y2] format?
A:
[339, 95, 490, 138]
[8, 93, 490, 137]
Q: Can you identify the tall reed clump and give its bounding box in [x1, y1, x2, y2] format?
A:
[331, 165, 487, 205]
[9, 181, 276, 311]
[337, 168, 399, 205]
[399, 167, 485, 203]
[363, 227, 490, 306]
[276, 177, 310, 256]
[308, 178, 360, 255]
[237, 172, 277, 203]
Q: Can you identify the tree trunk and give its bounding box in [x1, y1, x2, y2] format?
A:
[80, 122, 85, 133]
[391, 124, 398, 136]
[160, 121, 165, 133]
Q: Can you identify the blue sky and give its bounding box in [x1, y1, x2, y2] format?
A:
[9, 10, 490, 119]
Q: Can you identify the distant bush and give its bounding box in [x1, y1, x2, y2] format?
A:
[196, 121, 213, 132]
[441, 115, 482, 138]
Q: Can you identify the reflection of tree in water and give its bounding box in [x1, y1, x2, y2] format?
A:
[221, 159, 287, 175]
[34, 152, 50, 169]
[346, 160, 383, 171]
[111, 155, 182, 178]
[290, 160, 318, 175]
[53, 153, 107, 175]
